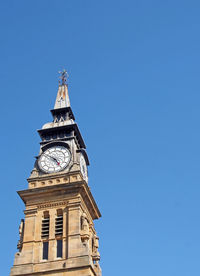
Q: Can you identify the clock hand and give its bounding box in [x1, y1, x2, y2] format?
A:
[43, 154, 60, 165]
[50, 156, 60, 165]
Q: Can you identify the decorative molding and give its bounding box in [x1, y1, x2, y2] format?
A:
[24, 208, 37, 215]
[27, 171, 81, 184]
[37, 201, 68, 210]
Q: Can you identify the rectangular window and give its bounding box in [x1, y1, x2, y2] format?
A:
[57, 240, 63, 258]
[43, 241, 49, 260]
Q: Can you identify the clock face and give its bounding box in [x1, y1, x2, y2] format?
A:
[38, 146, 71, 173]
[80, 154, 88, 182]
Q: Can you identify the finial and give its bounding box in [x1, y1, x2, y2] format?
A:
[58, 69, 69, 85]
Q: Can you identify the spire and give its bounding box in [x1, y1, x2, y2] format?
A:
[54, 70, 70, 109]
[38, 70, 86, 150]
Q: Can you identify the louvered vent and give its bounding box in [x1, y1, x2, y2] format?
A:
[55, 215, 63, 236]
[41, 217, 50, 238]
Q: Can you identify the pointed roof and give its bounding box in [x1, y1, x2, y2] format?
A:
[54, 70, 70, 109]
[54, 84, 71, 109]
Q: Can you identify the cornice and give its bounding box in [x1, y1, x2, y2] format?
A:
[18, 182, 101, 220]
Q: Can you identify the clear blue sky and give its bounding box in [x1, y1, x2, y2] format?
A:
[1, 0, 200, 275]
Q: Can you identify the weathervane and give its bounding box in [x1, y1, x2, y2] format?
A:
[59, 69, 69, 85]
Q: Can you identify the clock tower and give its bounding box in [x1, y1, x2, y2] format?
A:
[10, 71, 102, 276]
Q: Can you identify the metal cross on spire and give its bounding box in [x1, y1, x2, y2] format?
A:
[58, 69, 69, 85]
